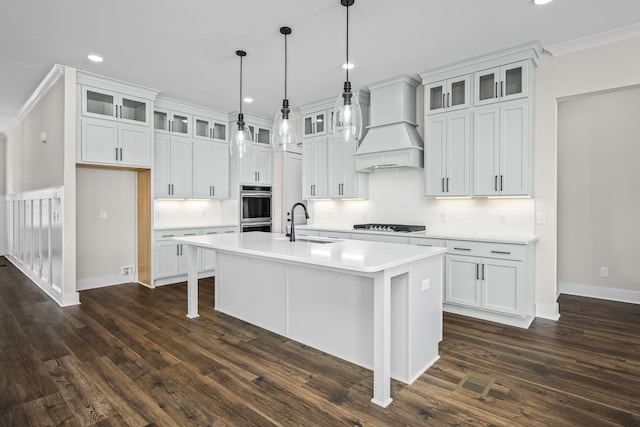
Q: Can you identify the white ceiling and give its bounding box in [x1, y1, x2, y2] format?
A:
[1, 0, 640, 135]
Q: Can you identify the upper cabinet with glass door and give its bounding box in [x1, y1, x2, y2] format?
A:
[194, 115, 227, 142]
[303, 111, 328, 137]
[81, 86, 150, 126]
[154, 107, 191, 137]
[424, 75, 470, 115]
[474, 61, 529, 106]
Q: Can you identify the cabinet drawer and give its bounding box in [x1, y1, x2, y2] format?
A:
[446, 240, 524, 260]
[155, 229, 201, 241]
[202, 227, 238, 235]
[409, 237, 445, 248]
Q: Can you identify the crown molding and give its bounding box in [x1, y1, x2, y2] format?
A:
[545, 23, 640, 57]
[11, 64, 65, 133]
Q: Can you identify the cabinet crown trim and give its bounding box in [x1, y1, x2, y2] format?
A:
[419, 41, 542, 84]
[77, 70, 160, 99]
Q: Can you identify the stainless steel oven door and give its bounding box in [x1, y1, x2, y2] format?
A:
[240, 221, 272, 233]
[240, 186, 272, 223]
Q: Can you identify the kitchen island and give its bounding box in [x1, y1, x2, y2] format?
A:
[174, 232, 446, 408]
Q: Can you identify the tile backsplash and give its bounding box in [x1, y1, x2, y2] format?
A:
[309, 168, 535, 236]
[154, 199, 238, 228]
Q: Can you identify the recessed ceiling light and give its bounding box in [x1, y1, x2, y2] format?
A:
[87, 53, 103, 63]
[243, 97, 253, 103]
[533, 0, 553, 5]
[342, 63, 354, 70]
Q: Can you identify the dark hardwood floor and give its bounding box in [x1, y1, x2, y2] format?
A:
[1, 257, 639, 426]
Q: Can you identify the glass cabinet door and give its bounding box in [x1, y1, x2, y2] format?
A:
[194, 117, 210, 139]
[172, 112, 190, 135]
[474, 68, 499, 106]
[82, 87, 117, 120]
[500, 61, 528, 102]
[425, 81, 445, 114]
[256, 127, 270, 145]
[447, 75, 470, 111]
[154, 109, 170, 133]
[119, 95, 149, 124]
[213, 123, 226, 140]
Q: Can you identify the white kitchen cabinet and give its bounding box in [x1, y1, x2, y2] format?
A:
[444, 239, 529, 321]
[154, 135, 192, 198]
[473, 99, 530, 196]
[154, 107, 191, 136]
[81, 85, 150, 125]
[303, 111, 329, 137]
[80, 118, 151, 167]
[424, 75, 470, 115]
[240, 144, 272, 185]
[154, 229, 200, 279]
[193, 140, 229, 199]
[153, 227, 238, 286]
[302, 136, 328, 199]
[474, 61, 529, 106]
[425, 111, 471, 197]
[193, 115, 227, 141]
[327, 138, 368, 199]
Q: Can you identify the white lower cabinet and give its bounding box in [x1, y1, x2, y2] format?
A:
[153, 227, 238, 286]
[444, 239, 533, 327]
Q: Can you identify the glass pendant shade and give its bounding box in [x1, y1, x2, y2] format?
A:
[273, 103, 299, 151]
[333, 85, 363, 144]
[230, 115, 253, 158]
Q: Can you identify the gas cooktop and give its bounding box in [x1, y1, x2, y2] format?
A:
[353, 223, 426, 233]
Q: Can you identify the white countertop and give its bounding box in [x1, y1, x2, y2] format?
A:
[298, 225, 537, 245]
[174, 231, 446, 273]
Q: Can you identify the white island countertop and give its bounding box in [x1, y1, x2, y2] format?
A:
[174, 231, 446, 273]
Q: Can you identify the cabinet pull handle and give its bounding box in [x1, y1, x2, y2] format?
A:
[184, 233, 196, 236]
[454, 247, 471, 251]
[119, 148, 123, 161]
[500, 175, 504, 191]
[501, 81, 504, 97]
[119, 105, 122, 119]
[115, 148, 119, 161]
[491, 250, 511, 255]
[446, 177, 450, 193]
[442, 178, 445, 193]
[476, 263, 479, 280]
[482, 264, 486, 281]
[495, 82, 498, 98]
[114, 105, 118, 118]
[442, 93, 445, 109]
[417, 244, 432, 247]
[171, 184, 174, 195]
[494, 175, 498, 191]
[162, 234, 175, 238]
[225, 230, 235, 233]
[176, 245, 180, 256]
[447, 92, 450, 108]
[207, 232, 218, 235]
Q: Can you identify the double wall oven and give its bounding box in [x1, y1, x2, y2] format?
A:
[240, 185, 272, 232]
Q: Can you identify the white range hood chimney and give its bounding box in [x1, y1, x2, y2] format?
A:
[354, 75, 423, 172]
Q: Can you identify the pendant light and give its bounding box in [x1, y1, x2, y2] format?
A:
[230, 50, 253, 158]
[272, 26, 299, 151]
[333, 0, 363, 145]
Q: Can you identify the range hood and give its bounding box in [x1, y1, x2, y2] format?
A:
[354, 75, 424, 172]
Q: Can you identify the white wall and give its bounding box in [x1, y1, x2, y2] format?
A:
[557, 87, 640, 302]
[76, 168, 136, 290]
[6, 73, 65, 194]
[310, 168, 535, 237]
[0, 135, 6, 254]
[534, 36, 640, 316]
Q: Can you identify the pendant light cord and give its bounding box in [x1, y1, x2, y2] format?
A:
[239, 55, 243, 115]
[345, 3, 350, 84]
[284, 33, 288, 100]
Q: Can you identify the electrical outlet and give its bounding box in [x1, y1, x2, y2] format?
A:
[122, 265, 134, 276]
[100, 210, 108, 219]
[600, 267, 609, 278]
[422, 279, 430, 291]
[536, 212, 547, 225]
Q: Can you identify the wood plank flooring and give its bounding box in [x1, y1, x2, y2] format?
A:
[1, 257, 639, 426]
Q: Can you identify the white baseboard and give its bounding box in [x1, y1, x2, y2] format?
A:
[535, 302, 560, 321]
[5, 255, 80, 307]
[76, 273, 134, 291]
[559, 281, 640, 304]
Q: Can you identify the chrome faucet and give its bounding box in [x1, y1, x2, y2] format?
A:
[289, 202, 310, 242]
